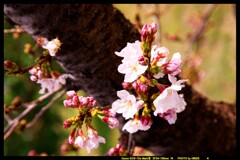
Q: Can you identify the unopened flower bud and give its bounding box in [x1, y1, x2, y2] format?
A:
[68, 128, 76, 144]
[4, 60, 19, 72]
[4, 60, 13, 69]
[122, 82, 132, 89]
[108, 147, 117, 156]
[150, 22, 158, 34]
[119, 146, 125, 154]
[30, 75, 38, 81]
[29, 68, 38, 75]
[27, 150, 37, 156]
[63, 119, 73, 129]
[138, 56, 148, 65]
[102, 117, 119, 129]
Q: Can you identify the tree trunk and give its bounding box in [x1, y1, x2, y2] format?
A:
[4, 4, 236, 156]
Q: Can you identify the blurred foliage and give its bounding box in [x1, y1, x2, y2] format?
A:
[4, 4, 236, 156]
[114, 4, 236, 103]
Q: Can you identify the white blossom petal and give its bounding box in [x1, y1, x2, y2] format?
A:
[111, 90, 140, 119]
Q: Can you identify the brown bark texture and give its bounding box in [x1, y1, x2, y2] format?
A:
[4, 4, 236, 156]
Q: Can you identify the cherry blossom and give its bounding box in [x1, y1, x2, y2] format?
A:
[42, 37, 62, 56]
[122, 117, 151, 134]
[115, 40, 148, 82]
[141, 22, 157, 42]
[153, 75, 187, 116]
[111, 90, 143, 119]
[150, 45, 169, 79]
[37, 74, 73, 94]
[85, 125, 106, 153]
[74, 129, 87, 148]
[163, 52, 182, 76]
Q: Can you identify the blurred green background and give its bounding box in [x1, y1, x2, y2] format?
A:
[4, 4, 236, 156]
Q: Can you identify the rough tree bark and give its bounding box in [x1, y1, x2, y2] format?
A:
[4, 4, 236, 156]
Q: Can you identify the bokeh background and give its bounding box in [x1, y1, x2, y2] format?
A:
[4, 4, 236, 156]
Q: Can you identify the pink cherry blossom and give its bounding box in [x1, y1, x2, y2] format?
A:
[111, 90, 143, 119]
[163, 52, 182, 76]
[74, 129, 87, 148]
[42, 37, 61, 56]
[141, 22, 157, 42]
[37, 74, 73, 94]
[158, 109, 177, 125]
[68, 128, 76, 144]
[115, 40, 148, 82]
[85, 125, 106, 153]
[63, 90, 80, 108]
[102, 117, 119, 129]
[153, 75, 187, 116]
[122, 117, 151, 134]
[150, 45, 169, 79]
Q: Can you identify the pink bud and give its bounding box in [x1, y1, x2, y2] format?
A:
[138, 56, 147, 65]
[27, 150, 37, 156]
[150, 22, 158, 34]
[116, 144, 121, 149]
[108, 147, 116, 156]
[4, 60, 13, 69]
[119, 146, 125, 154]
[68, 128, 76, 144]
[103, 117, 119, 129]
[30, 75, 38, 81]
[122, 82, 132, 89]
[66, 90, 76, 97]
[37, 70, 44, 79]
[29, 68, 38, 75]
[63, 119, 72, 129]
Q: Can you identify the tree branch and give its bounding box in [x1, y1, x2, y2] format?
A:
[4, 87, 63, 140]
[25, 90, 65, 129]
[185, 4, 217, 56]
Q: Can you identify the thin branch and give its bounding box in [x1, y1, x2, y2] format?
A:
[4, 27, 25, 34]
[4, 112, 12, 123]
[127, 133, 135, 155]
[4, 87, 64, 140]
[25, 90, 65, 129]
[4, 122, 19, 141]
[185, 4, 217, 55]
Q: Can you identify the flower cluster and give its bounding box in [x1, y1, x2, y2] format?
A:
[112, 22, 188, 134]
[29, 64, 73, 94]
[63, 90, 119, 153]
[28, 36, 74, 94]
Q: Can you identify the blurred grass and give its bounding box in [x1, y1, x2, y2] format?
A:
[4, 4, 236, 156]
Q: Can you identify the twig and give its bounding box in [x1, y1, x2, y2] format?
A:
[25, 90, 65, 129]
[4, 28, 25, 34]
[4, 87, 64, 140]
[185, 4, 217, 55]
[127, 133, 133, 155]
